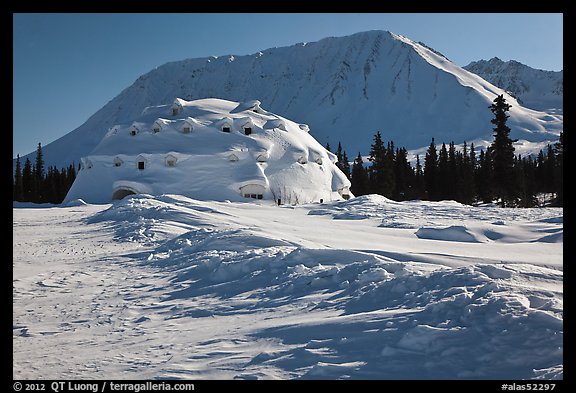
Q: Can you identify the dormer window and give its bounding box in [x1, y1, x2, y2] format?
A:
[136, 155, 146, 170]
[171, 98, 184, 116]
[166, 154, 177, 167]
[181, 117, 197, 133]
[152, 119, 166, 134]
[214, 117, 233, 133]
[244, 127, 252, 135]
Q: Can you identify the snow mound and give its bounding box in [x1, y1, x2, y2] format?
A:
[63, 198, 88, 207]
[304, 361, 367, 379]
[308, 194, 400, 220]
[415, 225, 483, 243]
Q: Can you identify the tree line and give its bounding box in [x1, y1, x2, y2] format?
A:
[331, 95, 563, 207]
[13, 143, 77, 204]
[12, 96, 563, 207]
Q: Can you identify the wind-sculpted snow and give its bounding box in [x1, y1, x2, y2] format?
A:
[13, 195, 562, 379]
[309, 195, 564, 244]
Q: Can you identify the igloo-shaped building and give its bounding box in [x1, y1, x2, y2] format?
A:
[64, 98, 352, 205]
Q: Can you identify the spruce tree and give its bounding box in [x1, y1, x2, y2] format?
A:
[535, 149, 546, 193]
[553, 132, 563, 206]
[394, 147, 411, 200]
[334, 142, 351, 179]
[22, 158, 33, 202]
[57, 167, 66, 202]
[14, 154, 23, 201]
[469, 143, 478, 173]
[341, 150, 351, 180]
[460, 142, 476, 205]
[31, 163, 37, 202]
[44, 166, 56, 204]
[447, 142, 458, 200]
[516, 155, 537, 207]
[381, 142, 396, 198]
[489, 94, 516, 207]
[543, 144, 556, 193]
[424, 137, 439, 201]
[67, 163, 77, 192]
[351, 153, 369, 196]
[335, 142, 343, 170]
[368, 131, 386, 195]
[476, 148, 494, 203]
[413, 154, 425, 199]
[34, 143, 45, 203]
[437, 142, 449, 200]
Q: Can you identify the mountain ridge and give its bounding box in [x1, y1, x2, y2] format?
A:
[464, 57, 563, 113]
[17, 30, 562, 170]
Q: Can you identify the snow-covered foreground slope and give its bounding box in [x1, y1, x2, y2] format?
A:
[13, 195, 563, 379]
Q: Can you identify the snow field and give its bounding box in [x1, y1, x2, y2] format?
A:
[13, 195, 562, 379]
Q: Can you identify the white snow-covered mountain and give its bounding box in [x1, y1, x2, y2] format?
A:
[19, 30, 562, 170]
[63, 98, 351, 204]
[464, 57, 563, 113]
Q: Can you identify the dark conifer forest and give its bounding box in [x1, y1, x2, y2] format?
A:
[13, 143, 77, 204]
[13, 96, 562, 207]
[329, 95, 563, 207]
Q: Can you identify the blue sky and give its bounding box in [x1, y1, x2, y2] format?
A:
[13, 13, 563, 159]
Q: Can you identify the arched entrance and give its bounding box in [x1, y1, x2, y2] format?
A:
[240, 184, 266, 200]
[112, 187, 137, 200]
[111, 181, 151, 202]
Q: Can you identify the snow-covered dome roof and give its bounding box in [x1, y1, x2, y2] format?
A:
[64, 98, 352, 204]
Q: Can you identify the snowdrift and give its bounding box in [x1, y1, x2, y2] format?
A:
[86, 195, 565, 378]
